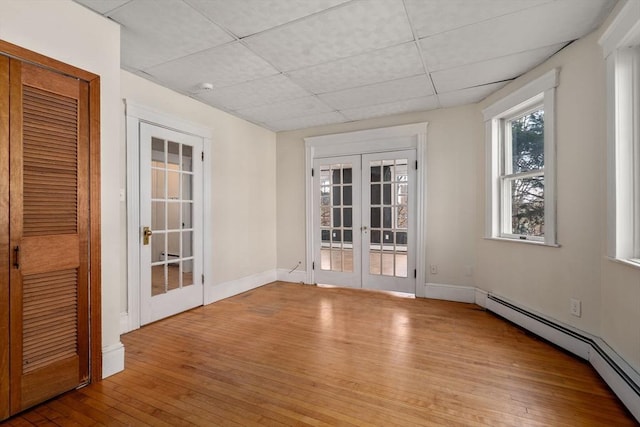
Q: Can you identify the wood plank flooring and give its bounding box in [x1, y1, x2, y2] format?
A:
[3, 282, 637, 426]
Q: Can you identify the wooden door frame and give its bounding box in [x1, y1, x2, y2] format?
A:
[0, 40, 102, 395]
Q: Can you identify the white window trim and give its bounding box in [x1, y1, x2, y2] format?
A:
[482, 68, 559, 246]
[600, 0, 640, 266]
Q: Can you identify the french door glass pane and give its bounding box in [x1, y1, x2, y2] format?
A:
[319, 163, 353, 273]
[150, 137, 198, 296]
[369, 158, 408, 277]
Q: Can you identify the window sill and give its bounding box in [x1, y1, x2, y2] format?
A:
[607, 257, 640, 270]
[483, 237, 561, 248]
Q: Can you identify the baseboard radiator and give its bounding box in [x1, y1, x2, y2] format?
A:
[486, 293, 640, 423]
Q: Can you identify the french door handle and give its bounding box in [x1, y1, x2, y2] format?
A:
[143, 226, 153, 245]
[361, 226, 368, 231]
[13, 246, 19, 269]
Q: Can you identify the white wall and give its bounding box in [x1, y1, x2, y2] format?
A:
[276, 105, 481, 288]
[477, 28, 640, 372]
[0, 0, 123, 373]
[120, 70, 277, 300]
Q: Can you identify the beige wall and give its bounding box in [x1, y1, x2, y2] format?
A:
[477, 29, 640, 372]
[0, 0, 122, 357]
[277, 17, 640, 374]
[276, 104, 481, 288]
[120, 71, 278, 296]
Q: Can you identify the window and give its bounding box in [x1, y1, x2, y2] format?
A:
[483, 69, 558, 246]
[600, 1, 640, 264]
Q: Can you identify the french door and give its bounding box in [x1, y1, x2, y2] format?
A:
[139, 123, 203, 325]
[313, 150, 416, 293]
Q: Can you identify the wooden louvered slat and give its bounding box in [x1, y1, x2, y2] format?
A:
[22, 269, 77, 374]
[22, 85, 77, 237]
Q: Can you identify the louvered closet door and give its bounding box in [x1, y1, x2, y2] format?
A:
[8, 60, 89, 413]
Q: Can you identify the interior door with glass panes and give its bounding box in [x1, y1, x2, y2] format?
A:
[140, 123, 203, 325]
[313, 156, 362, 288]
[362, 151, 416, 293]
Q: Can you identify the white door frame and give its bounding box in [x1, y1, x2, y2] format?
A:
[124, 100, 213, 332]
[304, 123, 428, 296]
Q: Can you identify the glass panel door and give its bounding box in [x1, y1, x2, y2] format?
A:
[313, 155, 361, 288]
[140, 123, 203, 325]
[362, 151, 416, 293]
[313, 150, 416, 293]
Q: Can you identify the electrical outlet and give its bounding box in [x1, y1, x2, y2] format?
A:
[430, 264, 438, 275]
[570, 298, 581, 317]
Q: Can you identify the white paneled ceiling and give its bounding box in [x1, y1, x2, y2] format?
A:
[75, 0, 616, 132]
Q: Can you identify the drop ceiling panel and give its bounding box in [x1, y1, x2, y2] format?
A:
[108, 0, 234, 70]
[146, 42, 280, 94]
[420, 0, 616, 72]
[185, 0, 349, 38]
[342, 96, 439, 121]
[289, 42, 424, 95]
[196, 74, 311, 111]
[438, 82, 508, 109]
[269, 112, 349, 132]
[243, 0, 414, 71]
[75, 0, 130, 14]
[319, 75, 433, 110]
[237, 96, 335, 124]
[404, 0, 553, 38]
[432, 43, 566, 93]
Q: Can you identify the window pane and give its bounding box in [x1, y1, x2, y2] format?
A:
[344, 208, 352, 228]
[333, 208, 341, 227]
[343, 186, 352, 206]
[371, 164, 381, 182]
[332, 168, 341, 184]
[343, 167, 352, 184]
[371, 184, 381, 205]
[510, 109, 544, 173]
[332, 186, 341, 205]
[510, 176, 544, 236]
[182, 145, 193, 172]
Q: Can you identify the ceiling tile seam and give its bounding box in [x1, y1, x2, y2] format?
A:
[277, 38, 421, 76]
[206, 72, 313, 101]
[101, 0, 134, 17]
[328, 89, 437, 112]
[139, 39, 282, 84]
[429, 40, 574, 75]
[182, 0, 241, 42]
[411, 0, 557, 41]
[401, 0, 440, 107]
[312, 72, 427, 97]
[337, 93, 437, 115]
[439, 79, 515, 96]
[228, 92, 328, 114]
[269, 110, 351, 129]
[235, 0, 357, 40]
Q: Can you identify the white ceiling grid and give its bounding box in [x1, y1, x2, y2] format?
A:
[75, 0, 616, 131]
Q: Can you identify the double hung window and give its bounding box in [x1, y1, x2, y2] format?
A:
[483, 69, 558, 246]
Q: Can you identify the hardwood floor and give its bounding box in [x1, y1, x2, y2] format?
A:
[3, 282, 637, 426]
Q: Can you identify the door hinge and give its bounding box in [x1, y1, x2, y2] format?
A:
[311, 168, 314, 177]
[201, 274, 204, 284]
[414, 269, 417, 278]
[201, 151, 204, 161]
[312, 261, 315, 270]
[415, 160, 418, 170]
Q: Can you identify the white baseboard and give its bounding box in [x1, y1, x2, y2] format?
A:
[120, 311, 130, 334]
[102, 341, 125, 379]
[276, 268, 307, 284]
[485, 292, 640, 423]
[204, 269, 277, 305]
[474, 288, 488, 308]
[422, 282, 476, 303]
